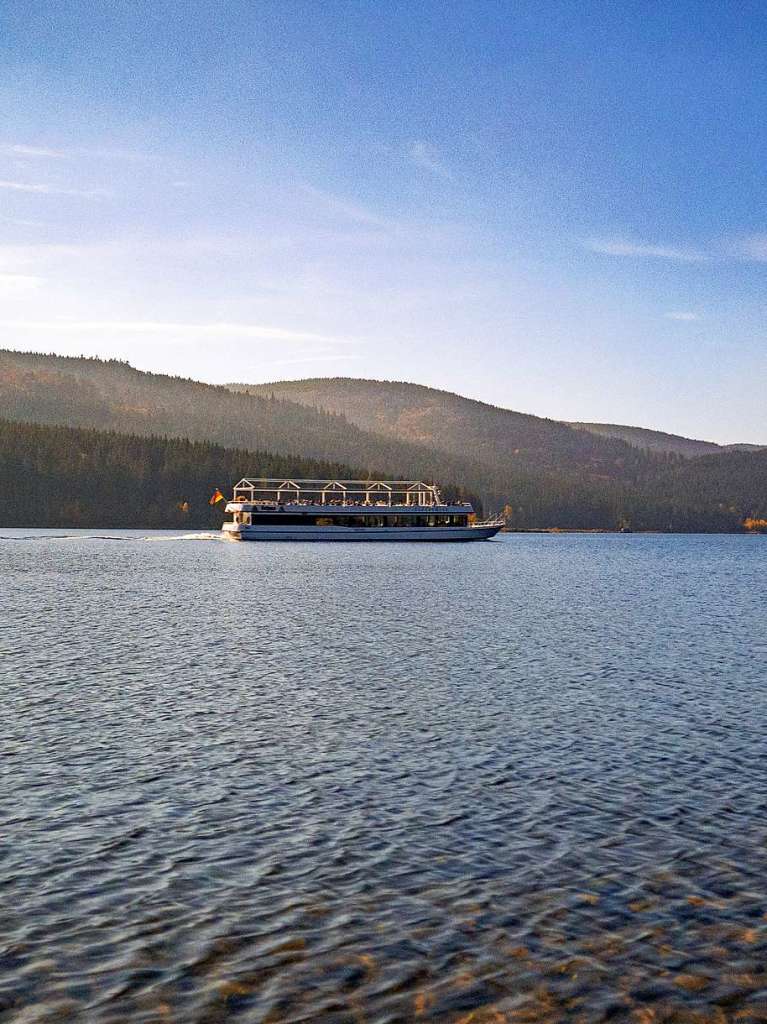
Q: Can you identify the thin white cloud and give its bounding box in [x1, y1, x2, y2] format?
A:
[407, 140, 454, 181]
[585, 238, 709, 263]
[0, 319, 352, 344]
[0, 244, 89, 270]
[0, 272, 42, 291]
[664, 311, 699, 321]
[300, 184, 391, 228]
[5, 144, 67, 158]
[0, 179, 108, 198]
[3, 143, 155, 163]
[731, 234, 767, 262]
[0, 216, 48, 227]
[588, 232, 767, 265]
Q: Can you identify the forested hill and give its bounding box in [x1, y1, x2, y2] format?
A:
[0, 419, 364, 528]
[2, 350, 767, 530]
[0, 349, 478, 498]
[5, 413, 765, 533]
[234, 377, 765, 461]
[230, 376, 651, 479]
[230, 376, 767, 530]
[3, 352, 644, 486]
[570, 421, 765, 457]
[0, 348, 667, 517]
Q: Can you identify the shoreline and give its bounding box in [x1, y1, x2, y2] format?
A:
[1, 524, 764, 536]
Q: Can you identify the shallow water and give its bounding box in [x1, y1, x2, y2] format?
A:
[2, 531, 767, 1023]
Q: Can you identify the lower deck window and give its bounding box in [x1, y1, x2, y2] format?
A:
[242, 513, 469, 527]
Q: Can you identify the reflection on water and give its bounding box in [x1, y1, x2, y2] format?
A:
[2, 531, 767, 1023]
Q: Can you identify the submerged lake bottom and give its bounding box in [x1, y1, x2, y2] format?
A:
[2, 531, 767, 1023]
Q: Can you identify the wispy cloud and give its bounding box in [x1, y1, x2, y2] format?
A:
[0, 216, 49, 227]
[0, 319, 352, 344]
[407, 140, 454, 181]
[585, 237, 709, 263]
[664, 311, 699, 321]
[587, 233, 767, 265]
[731, 234, 767, 262]
[5, 144, 66, 158]
[0, 179, 108, 198]
[3, 143, 154, 162]
[0, 272, 42, 291]
[0, 243, 89, 270]
[300, 184, 391, 228]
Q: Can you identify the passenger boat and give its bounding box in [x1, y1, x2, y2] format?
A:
[222, 478, 504, 541]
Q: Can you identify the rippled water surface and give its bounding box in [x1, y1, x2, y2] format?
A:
[3, 531, 767, 1023]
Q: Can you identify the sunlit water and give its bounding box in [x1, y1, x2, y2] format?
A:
[2, 531, 767, 1023]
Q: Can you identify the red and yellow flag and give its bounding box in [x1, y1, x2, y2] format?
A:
[209, 489, 225, 505]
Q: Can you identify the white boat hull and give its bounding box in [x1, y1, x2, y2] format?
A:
[222, 523, 502, 542]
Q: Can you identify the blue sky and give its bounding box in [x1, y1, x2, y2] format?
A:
[1, 0, 765, 442]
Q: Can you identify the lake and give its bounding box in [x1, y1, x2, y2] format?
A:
[2, 531, 767, 1023]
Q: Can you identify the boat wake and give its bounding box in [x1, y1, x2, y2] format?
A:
[0, 532, 226, 542]
[142, 532, 225, 542]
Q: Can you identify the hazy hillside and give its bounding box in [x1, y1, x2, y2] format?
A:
[569, 422, 722, 457]
[3, 352, 766, 530]
[0, 350, 479, 501]
[229, 377, 658, 481]
[0, 419, 364, 529]
[230, 376, 767, 530]
[0, 350, 663, 521]
[570, 421, 765, 457]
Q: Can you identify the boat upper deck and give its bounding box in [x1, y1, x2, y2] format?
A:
[228, 477, 471, 511]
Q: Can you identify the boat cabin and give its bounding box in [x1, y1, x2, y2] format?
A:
[226, 478, 474, 528]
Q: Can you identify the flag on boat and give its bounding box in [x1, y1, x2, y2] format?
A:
[209, 489, 225, 505]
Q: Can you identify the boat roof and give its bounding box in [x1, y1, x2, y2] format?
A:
[232, 478, 443, 505]
[226, 502, 472, 512]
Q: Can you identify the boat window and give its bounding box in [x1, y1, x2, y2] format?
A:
[230, 508, 469, 529]
[250, 514, 317, 525]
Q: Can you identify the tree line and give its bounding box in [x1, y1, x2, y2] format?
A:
[0, 419, 367, 529]
[1, 350, 766, 531]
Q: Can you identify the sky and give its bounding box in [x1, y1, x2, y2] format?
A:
[0, 0, 765, 443]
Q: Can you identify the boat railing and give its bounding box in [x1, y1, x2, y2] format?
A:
[474, 513, 506, 528]
[231, 478, 447, 507]
[230, 500, 473, 508]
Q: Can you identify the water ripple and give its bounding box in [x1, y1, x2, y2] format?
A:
[1, 532, 767, 1022]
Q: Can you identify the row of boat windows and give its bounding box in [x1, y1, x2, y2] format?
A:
[232, 513, 470, 527]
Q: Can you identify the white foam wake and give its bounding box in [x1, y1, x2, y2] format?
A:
[142, 532, 225, 542]
[0, 531, 226, 542]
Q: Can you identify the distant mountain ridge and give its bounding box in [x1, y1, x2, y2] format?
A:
[228, 376, 767, 530]
[0, 349, 478, 498]
[228, 377, 653, 478]
[2, 350, 766, 530]
[569, 421, 765, 457]
[229, 376, 764, 465]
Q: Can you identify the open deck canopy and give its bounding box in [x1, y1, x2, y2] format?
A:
[232, 478, 444, 506]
